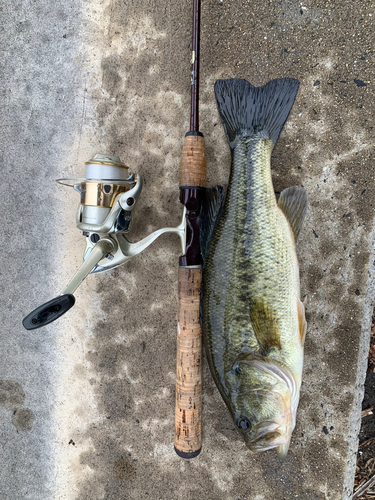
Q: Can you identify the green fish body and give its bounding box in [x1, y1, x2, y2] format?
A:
[202, 79, 308, 458]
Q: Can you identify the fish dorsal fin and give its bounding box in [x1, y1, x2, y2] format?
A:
[277, 186, 308, 241]
[297, 297, 307, 345]
[200, 186, 225, 264]
[249, 297, 281, 355]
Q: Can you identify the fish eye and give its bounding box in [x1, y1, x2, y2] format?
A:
[238, 417, 251, 430]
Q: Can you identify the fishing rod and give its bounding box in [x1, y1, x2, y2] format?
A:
[174, 0, 206, 458]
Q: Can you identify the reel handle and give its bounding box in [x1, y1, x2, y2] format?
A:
[22, 294, 75, 330]
[22, 238, 115, 330]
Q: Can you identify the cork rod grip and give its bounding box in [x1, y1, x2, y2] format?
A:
[179, 135, 207, 188]
[174, 267, 202, 457]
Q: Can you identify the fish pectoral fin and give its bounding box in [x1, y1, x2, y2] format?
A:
[277, 186, 308, 241]
[200, 186, 225, 264]
[297, 298, 307, 345]
[249, 297, 281, 355]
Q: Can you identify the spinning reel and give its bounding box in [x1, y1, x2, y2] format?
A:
[23, 154, 186, 330]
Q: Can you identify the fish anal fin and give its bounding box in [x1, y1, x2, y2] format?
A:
[249, 297, 281, 355]
[297, 298, 307, 345]
[278, 186, 308, 241]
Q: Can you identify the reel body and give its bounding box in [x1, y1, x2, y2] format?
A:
[23, 154, 186, 329]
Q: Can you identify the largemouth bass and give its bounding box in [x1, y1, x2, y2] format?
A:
[201, 78, 307, 458]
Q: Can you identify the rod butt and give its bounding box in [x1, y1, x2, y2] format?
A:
[174, 446, 201, 459]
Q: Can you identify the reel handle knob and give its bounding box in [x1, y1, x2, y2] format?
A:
[22, 294, 75, 330]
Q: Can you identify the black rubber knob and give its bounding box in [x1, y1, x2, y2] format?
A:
[22, 294, 75, 330]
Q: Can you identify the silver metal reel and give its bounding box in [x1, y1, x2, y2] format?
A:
[22, 154, 186, 330]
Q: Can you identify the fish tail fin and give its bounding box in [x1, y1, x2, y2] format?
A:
[214, 78, 299, 148]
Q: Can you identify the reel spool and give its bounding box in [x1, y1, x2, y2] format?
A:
[23, 154, 186, 330]
[77, 154, 135, 227]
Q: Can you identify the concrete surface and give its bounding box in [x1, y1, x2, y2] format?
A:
[1, 0, 375, 499]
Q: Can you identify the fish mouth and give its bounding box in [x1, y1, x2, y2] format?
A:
[245, 432, 289, 455]
[244, 421, 290, 455]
